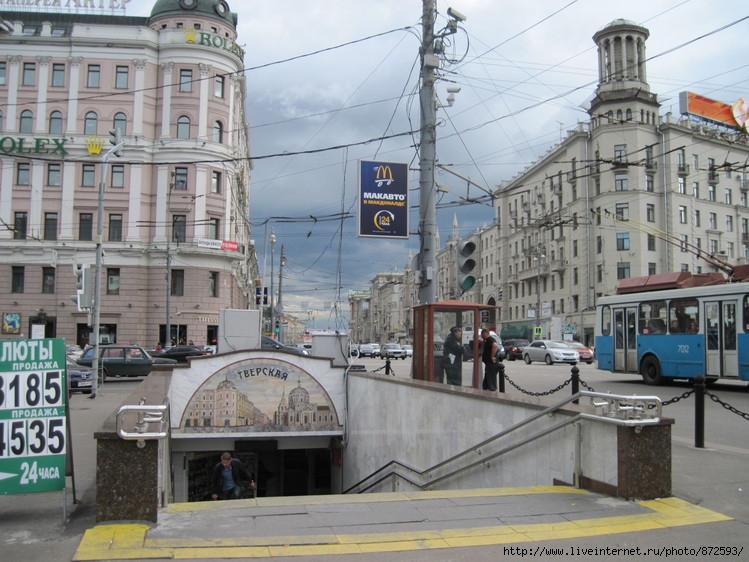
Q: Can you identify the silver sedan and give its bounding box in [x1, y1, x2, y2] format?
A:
[522, 340, 580, 365]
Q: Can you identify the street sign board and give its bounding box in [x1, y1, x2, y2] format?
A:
[0, 338, 67, 495]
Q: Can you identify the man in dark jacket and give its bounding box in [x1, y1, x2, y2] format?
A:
[441, 327, 467, 386]
[211, 452, 255, 500]
[480, 328, 499, 391]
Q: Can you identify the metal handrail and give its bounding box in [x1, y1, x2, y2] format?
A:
[344, 390, 661, 494]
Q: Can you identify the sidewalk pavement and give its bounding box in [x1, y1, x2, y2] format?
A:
[2, 386, 748, 561]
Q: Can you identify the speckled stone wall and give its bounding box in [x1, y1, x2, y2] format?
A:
[94, 370, 172, 523]
[95, 437, 159, 522]
[617, 421, 673, 500]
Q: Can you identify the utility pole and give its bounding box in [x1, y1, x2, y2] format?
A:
[418, 0, 438, 305]
[87, 130, 123, 398]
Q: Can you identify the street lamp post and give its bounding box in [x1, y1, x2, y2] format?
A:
[533, 245, 546, 338]
[269, 229, 276, 338]
[277, 245, 286, 343]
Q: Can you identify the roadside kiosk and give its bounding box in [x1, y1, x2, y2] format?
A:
[412, 300, 498, 388]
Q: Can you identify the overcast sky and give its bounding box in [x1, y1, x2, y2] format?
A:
[123, 0, 749, 329]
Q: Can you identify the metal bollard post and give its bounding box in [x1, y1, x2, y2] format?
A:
[571, 363, 580, 404]
[498, 361, 505, 393]
[385, 357, 392, 376]
[694, 374, 705, 448]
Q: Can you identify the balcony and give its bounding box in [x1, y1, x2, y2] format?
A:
[645, 159, 657, 171]
[707, 170, 719, 184]
[677, 164, 690, 175]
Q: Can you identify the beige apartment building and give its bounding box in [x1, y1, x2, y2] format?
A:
[356, 19, 749, 347]
[0, 0, 258, 348]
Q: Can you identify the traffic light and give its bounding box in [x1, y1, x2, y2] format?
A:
[255, 286, 262, 305]
[109, 127, 123, 157]
[456, 239, 477, 293]
[72, 264, 94, 311]
[274, 320, 280, 334]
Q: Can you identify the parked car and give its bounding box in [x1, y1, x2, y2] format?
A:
[380, 343, 406, 359]
[370, 343, 381, 358]
[522, 340, 580, 365]
[563, 341, 595, 364]
[349, 344, 360, 358]
[67, 358, 93, 394]
[76, 345, 177, 379]
[150, 345, 206, 363]
[261, 336, 309, 355]
[503, 338, 530, 361]
[402, 344, 413, 358]
[357, 343, 376, 357]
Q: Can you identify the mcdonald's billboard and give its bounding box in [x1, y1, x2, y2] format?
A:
[358, 160, 409, 239]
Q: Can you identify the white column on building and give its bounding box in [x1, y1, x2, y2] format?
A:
[160, 62, 173, 137]
[197, 63, 210, 139]
[66, 57, 82, 134]
[132, 59, 146, 136]
[155, 164, 171, 243]
[126, 163, 143, 242]
[6, 55, 20, 130]
[59, 161, 77, 240]
[194, 165, 208, 239]
[29, 161, 43, 239]
[0, 160, 14, 239]
[35, 56, 50, 133]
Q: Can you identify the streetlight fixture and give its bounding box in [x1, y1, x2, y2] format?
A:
[533, 245, 546, 338]
[269, 228, 276, 339]
[277, 245, 286, 343]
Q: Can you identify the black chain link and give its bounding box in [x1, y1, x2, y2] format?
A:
[503, 372, 571, 396]
[579, 378, 595, 392]
[706, 390, 749, 420]
[661, 389, 694, 407]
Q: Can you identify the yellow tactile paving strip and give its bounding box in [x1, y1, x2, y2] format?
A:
[73, 486, 733, 561]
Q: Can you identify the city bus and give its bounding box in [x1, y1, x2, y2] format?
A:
[595, 277, 749, 385]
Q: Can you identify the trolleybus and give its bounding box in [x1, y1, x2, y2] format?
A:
[596, 276, 749, 385]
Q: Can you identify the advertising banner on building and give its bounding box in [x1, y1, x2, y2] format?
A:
[358, 160, 409, 239]
[679, 91, 749, 132]
[0, 338, 67, 495]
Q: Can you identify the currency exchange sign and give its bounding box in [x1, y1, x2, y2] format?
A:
[0, 338, 67, 494]
[358, 160, 409, 239]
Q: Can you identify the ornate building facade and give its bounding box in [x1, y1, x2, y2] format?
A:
[0, 0, 258, 348]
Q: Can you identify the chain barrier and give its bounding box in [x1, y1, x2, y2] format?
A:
[706, 390, 749, 420]
[661, 389, 694, 407]
[503, 372, 571, 397]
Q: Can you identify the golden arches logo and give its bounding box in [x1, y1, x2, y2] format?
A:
[375, 165, 394, 187]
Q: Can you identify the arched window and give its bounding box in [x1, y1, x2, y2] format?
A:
[625, 108, 632, 121]
[213, 121, 224, 142]
[49, 110, 63, 134]
[113, 112, 127, 135]
[212, 120, 223, 143]
[616, 109, 623, 121]
[84, 111, 98, 135]
[19, 109, 33, 133]
[177, 115, 190, 139]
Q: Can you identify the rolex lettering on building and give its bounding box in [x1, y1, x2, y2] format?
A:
[0, 1, 258, 349]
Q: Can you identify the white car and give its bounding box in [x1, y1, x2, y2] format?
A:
[402, 344, 413, 358]
[522, 340, 580, 365]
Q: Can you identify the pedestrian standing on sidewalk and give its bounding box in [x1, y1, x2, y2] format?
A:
[480, 328, 499, 391]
